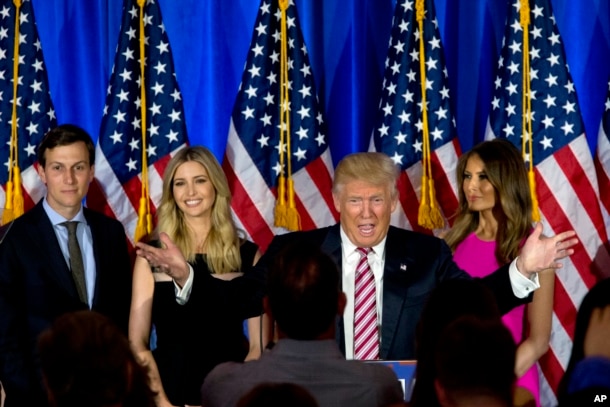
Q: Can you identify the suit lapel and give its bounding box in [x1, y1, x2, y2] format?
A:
[320, 225, 347, 355]
[30, 202, 79, 298]
[380, 227, 413, 359]
[320, 224, 342, 273]
[84, 209, 102, 307]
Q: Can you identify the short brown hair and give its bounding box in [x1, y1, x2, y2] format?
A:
[435, 315, 516, 404]
[37, 124, 95, 168]
[268, 242, 340, 340]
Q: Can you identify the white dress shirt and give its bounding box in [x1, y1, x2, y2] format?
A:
[43, 198, 96, 308]
[338, 225, 539, 360]
[174, 264, 194, 305]
[340, 227, 387, 359]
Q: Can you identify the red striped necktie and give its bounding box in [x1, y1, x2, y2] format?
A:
[354, 247, 379, 360]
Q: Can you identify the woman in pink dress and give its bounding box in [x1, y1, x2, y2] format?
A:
[444, 139, 554, 407]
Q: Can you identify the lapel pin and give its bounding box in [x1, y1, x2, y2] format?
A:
[400, 263, 407, 271]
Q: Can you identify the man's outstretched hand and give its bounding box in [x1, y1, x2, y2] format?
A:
[135, 232, 191, 287]
[516, 222, 578, 278]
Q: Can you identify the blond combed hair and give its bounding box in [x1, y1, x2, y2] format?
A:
[444, 139, 532, 264]
[156, 146, 242, 274]
[333, 152, 400, 198]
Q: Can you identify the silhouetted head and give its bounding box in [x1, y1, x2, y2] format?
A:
[38, 310, 155, 407]
[266, 242, 345, 340]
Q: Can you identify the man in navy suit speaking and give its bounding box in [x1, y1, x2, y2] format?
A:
[254, 152, 578, 361]
[0, 125, 132, 407]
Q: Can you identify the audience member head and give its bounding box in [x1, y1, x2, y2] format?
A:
[38, 310, 155, 407]
[37, 124, 95, 168]
[445, 138, 532, 264]
[156, 146, 241, 271]
[557, 277, 610, 403]
[332, 152, 400, 248]
[265, 241, 346, 340]
[410, 279, 502, 407]
[434, 315, 516, 407]
[236, 382, 319, 407]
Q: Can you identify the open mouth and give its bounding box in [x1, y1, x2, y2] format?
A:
[358, 224, 375, 236]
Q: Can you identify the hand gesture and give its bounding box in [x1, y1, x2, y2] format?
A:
[516, 223, 578, 278]
[135, 232, 190, 287]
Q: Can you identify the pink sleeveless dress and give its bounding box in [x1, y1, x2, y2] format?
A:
[453, 232, 540, 406]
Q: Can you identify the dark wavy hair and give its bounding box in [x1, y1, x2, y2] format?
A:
[444, 139, 532, 264]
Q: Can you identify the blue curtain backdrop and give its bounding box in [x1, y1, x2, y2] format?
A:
[31, 0, 610, 165]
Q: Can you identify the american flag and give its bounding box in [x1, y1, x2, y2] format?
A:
[87, 0, 188, 245]
[594, 80, 610, 233]
[369, 0, 460, 233]
[0, 0, 57, 215]
[223, 0, 337, 251]
[486, 0, 610, 404]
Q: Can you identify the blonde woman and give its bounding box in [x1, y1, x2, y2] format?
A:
[444, 139, 554, 407]
[129, 147, 267, 407]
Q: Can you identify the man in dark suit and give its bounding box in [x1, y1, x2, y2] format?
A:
[257, 152, 577, 361]
[0, 124, 132, 407]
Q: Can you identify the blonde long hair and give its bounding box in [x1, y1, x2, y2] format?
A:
[156, 146, 242, 274]
[444, 139, 532, 264]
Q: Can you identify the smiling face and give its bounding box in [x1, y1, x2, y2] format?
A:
[333, 179, 397, 248]
[37, 141, 94, 219]
[462, 154, 497, 213]
[172, 161, 216, 220]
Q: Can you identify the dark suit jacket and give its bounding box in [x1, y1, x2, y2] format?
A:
[258, 224, 529, 360]
[0, 201, 132, 407]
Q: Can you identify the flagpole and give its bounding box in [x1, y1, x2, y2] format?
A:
[3, 0, 25, 224]
[274, 0, 301, 231]
[415, 0, 442, 230]
[134, 0, 152, 242]
[519, 0, 540, 222]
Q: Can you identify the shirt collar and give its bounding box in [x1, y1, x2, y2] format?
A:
[42, 198, 87, 226]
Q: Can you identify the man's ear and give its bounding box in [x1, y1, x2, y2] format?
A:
[390, 191, 398, 213]
[332, 191, 342, 213]
[37, 162, 46, 184]
[263, 296, 273, 319]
